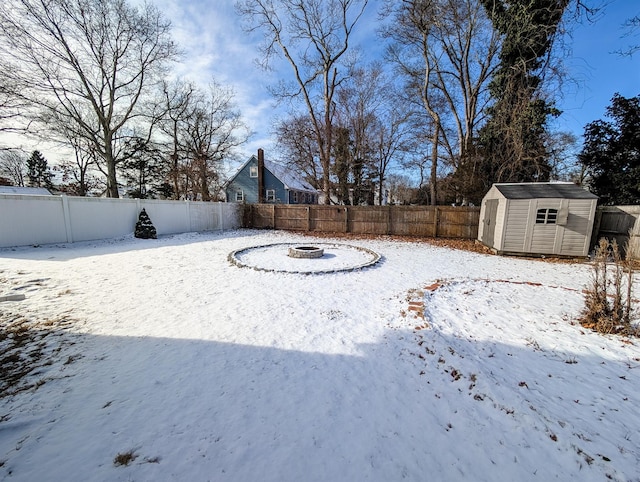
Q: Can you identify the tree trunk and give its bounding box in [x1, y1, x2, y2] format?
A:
[104, 137, 119, 198]
[430, 122, 440, 206]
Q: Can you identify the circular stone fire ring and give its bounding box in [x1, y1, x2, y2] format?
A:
[228, 242, 381, 275]
[288, 246, 324, 259]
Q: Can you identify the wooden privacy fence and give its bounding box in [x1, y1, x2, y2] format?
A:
[592, 206, 640, 259]
[243, 204, 480, 239]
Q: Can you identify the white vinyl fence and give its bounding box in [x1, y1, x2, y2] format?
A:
[0, 194, 243, 248]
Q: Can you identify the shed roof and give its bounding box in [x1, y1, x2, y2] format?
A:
[0, 186, 52, 195]
[494, 182, 597, 200]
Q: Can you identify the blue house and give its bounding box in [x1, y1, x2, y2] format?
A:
[225, 149, 318, 204]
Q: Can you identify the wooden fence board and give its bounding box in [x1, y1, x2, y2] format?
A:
[244, 204, 480, 239]
[592, 206, 640, 259]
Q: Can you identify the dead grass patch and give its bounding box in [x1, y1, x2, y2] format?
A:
[0, 311, 79, 398]
[114, 450, 138, 466]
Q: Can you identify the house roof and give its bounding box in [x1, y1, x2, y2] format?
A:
[227, 155, 317, 193]
[494, 182, 598, 200]
[263, 159, 316, 193]
[0, 186, 52, 195]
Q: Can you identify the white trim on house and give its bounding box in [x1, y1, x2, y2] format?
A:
[266, 189, 275, 202]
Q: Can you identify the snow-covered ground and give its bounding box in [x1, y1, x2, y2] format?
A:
[1, 229, 639, 481]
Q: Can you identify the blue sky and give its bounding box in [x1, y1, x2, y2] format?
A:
[553, 0, 639, 139]
[156, 0, 638, 164]
[3, 0, 638, 171]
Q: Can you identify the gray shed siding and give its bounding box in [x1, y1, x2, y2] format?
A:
[560, 199, 597, 255]
[479, 183, 597, 257]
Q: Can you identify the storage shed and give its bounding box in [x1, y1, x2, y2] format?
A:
[478, 182, 598, 257]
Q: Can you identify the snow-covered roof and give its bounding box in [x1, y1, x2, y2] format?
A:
[263, 159, 316, 193]
[227, 155, 317, 193]
[0, 186, 52, 195]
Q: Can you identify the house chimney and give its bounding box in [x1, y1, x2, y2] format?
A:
[257, 148, 265, 204]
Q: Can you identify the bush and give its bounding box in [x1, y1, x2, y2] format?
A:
[580, 238, 637, 336]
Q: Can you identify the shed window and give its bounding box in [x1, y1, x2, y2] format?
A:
[236, 190, 244, 202]
[249, 166, 258, 178]
[536, 208, 558, 224]
[266, 189, 275, 202]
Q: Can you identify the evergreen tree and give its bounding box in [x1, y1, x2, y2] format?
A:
[26, 150, 54, 189]
[479, 0, 568, 186]
[579, 93, 640, 205]
[120, 137, 166, 199]
[134, 208, 157, 239]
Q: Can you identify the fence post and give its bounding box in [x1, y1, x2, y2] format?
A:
[61, 195, 73, 243]
[434, 206, 439, 237]
[186, 201, 192, 232]
[590, 207, 602, 248]
[344, 206, 349, 233]
[306, 206, 311, 231]
[387, 205, 392, 235]
[218, 201, 224, 231]
[272, 204, 276, 228]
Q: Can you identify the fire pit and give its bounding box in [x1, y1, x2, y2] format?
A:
[229, 242, 381, 274]
[288, 246, 324, 259]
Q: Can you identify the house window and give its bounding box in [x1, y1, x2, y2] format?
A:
[266, 189, 275, 202]
[536, 208, 558, 224]
[236, 190, 244, 202]
[249, 166, 258, 178]
[292, 191, 298, 203]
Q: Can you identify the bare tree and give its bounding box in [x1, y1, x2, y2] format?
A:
[155, 80, 250, 201]
[159, 79, 197, 199]
[179, 82, 250, 201]
[0, 79, 30, 136]
[383, 0, 446, 206]
[386, 173, 418, 205]
[618, 14, 640, 57]
[56, 144, 101, 196]
[274, 114, 323, 189]
[0, 0, 178, 197]
[236, 0, 369, 204]
[371, 109, 412, 205]
[0, 150, 26, 186]
[335, 63, 411, 205]
[335, 64, 380, 205]
[382, 0, 498, 205]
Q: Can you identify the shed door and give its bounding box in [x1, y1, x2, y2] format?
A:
[481, 199, 499, 247]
